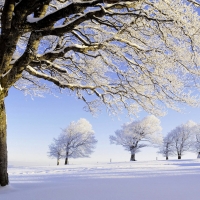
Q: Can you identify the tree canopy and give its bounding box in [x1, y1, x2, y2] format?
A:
[1, 0, 200, 115]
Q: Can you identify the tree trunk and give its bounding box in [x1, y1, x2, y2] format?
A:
[0, 100, 9, 186]
[64, 157, 68, 165]
[65, 151, 69, 165]
[130, 154, 136, 161]
[166, 156, 168, 160]
[178, 155, 181, 159]
[197, 152, 200, 159]
[57, 159, 59, 166]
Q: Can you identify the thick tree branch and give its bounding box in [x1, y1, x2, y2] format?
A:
[28, 44, 102, 65]
[1, 0, 15, 35]
[27, 0, 103, 30]
[6, 2, 51, 87]
[187, 0, 200, 7]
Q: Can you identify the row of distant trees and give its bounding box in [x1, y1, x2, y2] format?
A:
[110, 117, 200, 161]
[48, 116, 200, 165]
[158, 121, 200, 160]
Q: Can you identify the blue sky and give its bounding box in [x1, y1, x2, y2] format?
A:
[5, 86, 200, 166]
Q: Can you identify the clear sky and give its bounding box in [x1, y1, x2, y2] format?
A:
[5, 87, 199, 166]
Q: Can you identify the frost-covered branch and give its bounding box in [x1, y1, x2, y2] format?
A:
[187, 0, 200, 7]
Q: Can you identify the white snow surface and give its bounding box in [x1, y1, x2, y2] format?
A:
[1, 160, 200, 200]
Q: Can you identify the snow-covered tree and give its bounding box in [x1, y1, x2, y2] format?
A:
[110, 115, 162, 161]
[170, 121, 196, 159]
[49, 118, 97, 165]
[158, 133, 174, 160]
[194, 133, 200, 158]
[190, 124, 200, 158]
[48, 138, 64, 165]
[2, 0, 200, 186]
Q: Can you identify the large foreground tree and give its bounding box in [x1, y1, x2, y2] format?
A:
[1, 0, 200, 186]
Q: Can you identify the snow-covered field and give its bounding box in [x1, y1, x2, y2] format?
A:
[1, 160, 200, 200]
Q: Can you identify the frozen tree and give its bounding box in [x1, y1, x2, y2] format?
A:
[170, 121, 196, 159]
[50, 118, 97, 165]
[60, 118, 98, 165]
[158, 133, 174, 160]
[190, 124, 200, 158]
[110, 115, 162, 161]
[2, 0, 200, 186]
[48, 138, 64, 165]
[194, 133, 200, 158]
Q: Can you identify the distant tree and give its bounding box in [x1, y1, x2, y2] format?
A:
[194, 134, 200, 159]
[110, 115, 162, 161]
[170, 121, 196, 159]
[190, 124, 200, 158]
[60, 118, 98, 165]
[48, 138, 63, 165]
[158, 133, 174, 160]
[48, 118, 97, 165]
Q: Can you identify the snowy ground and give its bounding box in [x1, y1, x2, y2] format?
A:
[1, 159, 200, 200]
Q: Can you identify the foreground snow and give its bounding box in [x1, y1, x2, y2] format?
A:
[1, 160, 200, 200]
